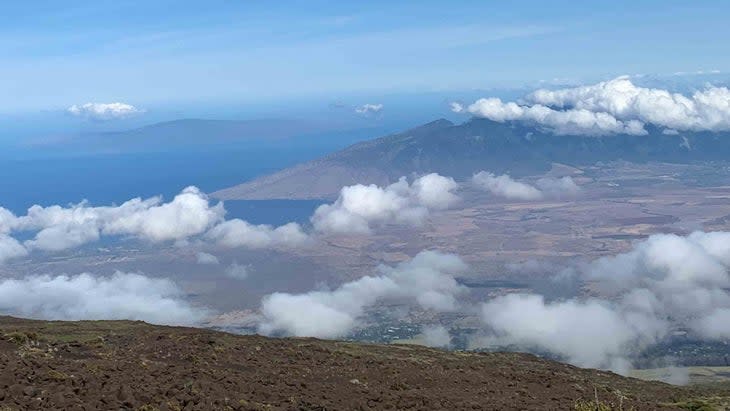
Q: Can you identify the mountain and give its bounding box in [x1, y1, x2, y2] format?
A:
[213, 118, 730, 200]
[27, 118, 383, 154]
[0, 316, 723, 410]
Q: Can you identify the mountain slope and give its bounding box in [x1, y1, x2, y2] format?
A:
[27, 118, 374, 154]
[0, 316, 724, 410]
[213, 118, 730, 200]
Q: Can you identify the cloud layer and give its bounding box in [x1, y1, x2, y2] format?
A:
[0, 172, 462, 261]
[1, 187, 224, 253]
[475, 231, 730, 373]
[454, 77, 730, 135]
[206, 220, 308, 249]
[66, 102, 143, 121]
[312, 173, 460, 234]
[0, 186, 310, 261]
[0, 272, 206, 325]
[472, 171, 579, 201]
[258, 250, 467, 338]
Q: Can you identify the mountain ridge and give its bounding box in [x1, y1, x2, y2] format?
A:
[213, 117, 730, 200]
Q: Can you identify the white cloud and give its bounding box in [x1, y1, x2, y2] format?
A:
[472, 171, 579, 201]
[258, 251, 468, 338]
[695, 308, 730, 339]
[355, 103, 383, 115]
[472, 171, 543, 200]
[411, 173, 461, 209]
[454, 76, 730, 135]
[475, 230, 730, 373]
[66, 102, 143, 121]
[421, 325, 452, 348]
[0, 171, 459, 258]
[196, 252, 220, 265]
[535, 176, 581, 198]
[205, 220, 308, 249]
[0, 272, 207, 325]
[224, 262, 250, 280]
[312, 173, 460, 234]
[11, 186, 224, 252]
[456, 97, 646, 136]
[103, 186, 225, 243]
[0, 235, 27, 264]
[479, 294, 662, 373]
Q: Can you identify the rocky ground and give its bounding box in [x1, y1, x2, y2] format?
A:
[0, 316, 728, 410]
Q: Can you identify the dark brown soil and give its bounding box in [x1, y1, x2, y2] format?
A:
[0, 316, 725, 410]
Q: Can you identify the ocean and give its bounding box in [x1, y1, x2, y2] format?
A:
[0, 146, 328, 225]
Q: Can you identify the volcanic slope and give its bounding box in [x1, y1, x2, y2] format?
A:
[213, 118, 730, 200]
[0, 316, 728, 410]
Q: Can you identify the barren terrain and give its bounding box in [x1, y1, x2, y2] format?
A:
[1, 316, 728, 410]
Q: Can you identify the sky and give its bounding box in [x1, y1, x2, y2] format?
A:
[2, 0, 729, 115]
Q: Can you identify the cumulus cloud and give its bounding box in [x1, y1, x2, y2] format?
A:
[0, 186, 314, 257]
[312, 173, 460, 234]
[206, 220, 308, 249]
[472, 171, 580, 201]
[454, 76, 730, 135]
[456, 96, 646, 136]
[7, 186, 224, 252]
[258, 251, 468, 338]
[355, 103, 383, 115]
[476, 231, 730, 373]
[479, 294, 662, 373]
[472, 172, 543, 200]
[0, 272, 206, 325]
[224, 262, 250, 280]
[66, 102, 143, 121]
[0, 235, 27, 264]
[103, 187, 225, 243]
[0, 172, 464, 258]
[196, 252, 220, 265]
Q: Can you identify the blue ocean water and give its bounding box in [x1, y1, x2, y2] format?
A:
[0, 146, 328, 225]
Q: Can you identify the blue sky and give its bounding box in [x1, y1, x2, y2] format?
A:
[1, 0, 729, 114]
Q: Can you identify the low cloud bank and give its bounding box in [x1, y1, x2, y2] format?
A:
[1, 187, 225, 253]
[475, 231, 730, 373]
[312, 173, 460, 234]
[0, 173, 464, 262]
[0, 272, 206, 325]
[67, 102, 143, 121]
[258, 251, 468, 338]
[472, 171, 579, 201]
[453, 77, 730, 135]
[0, 187, 310, 261]
[421, 325, 452, 348]
[206, 220, 308, 249]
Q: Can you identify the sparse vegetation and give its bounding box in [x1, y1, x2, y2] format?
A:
[574, 387, 635, 411]
[1, 316, 729, 410]
[669, 399, 718, 411]
[47, 369, 69, 381]
[3, 331, 37, 345]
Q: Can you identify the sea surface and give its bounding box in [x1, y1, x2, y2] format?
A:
[0, 146, 329, 225]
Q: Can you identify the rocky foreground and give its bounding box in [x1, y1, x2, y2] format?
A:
[0, 316, 727, 410]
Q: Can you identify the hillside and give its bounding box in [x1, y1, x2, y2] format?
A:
[0, 316, 727, 410]
[213, 118, 730, 200]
